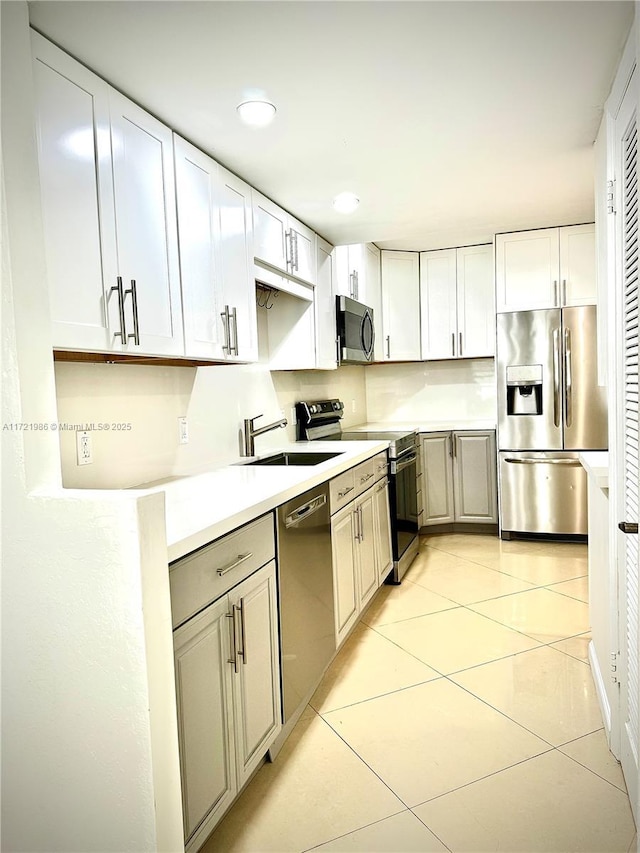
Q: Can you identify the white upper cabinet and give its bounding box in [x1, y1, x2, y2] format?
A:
[364, 244, 384, 361]
[421, 243, 496, 359]
[32, 33, 183, 357]
[252, 190, 316, 286]
[380, 250, 421, 361]
[495, 224, 595, 312]
[315, 237, 338, 369]
[174, 138, 257, 362]
[334, 244, 366, 301]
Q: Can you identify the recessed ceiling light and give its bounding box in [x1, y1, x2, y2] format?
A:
[332, 192, 360, 214]
[236, 100, 277, 128]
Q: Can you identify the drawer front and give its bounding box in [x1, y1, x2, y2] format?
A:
[170, 513, 275, 629]
[330, 468, 356, 513]
[373, 451, 388, 481]
[353, 457, 376, 497]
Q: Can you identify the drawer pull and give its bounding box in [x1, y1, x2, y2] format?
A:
[217, 552, 253, 576]
[360, 472, 374, 484]
[338, 485, 355, 499]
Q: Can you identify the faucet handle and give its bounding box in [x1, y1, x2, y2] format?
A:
[248, 413, 263, 426]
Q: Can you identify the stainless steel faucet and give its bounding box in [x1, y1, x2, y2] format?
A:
[243, 413, 288, 457]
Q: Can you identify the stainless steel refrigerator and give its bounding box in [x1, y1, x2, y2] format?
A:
[497, 306, 607, 537]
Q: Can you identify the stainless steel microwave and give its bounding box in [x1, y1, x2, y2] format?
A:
[336, 296, 375, 364]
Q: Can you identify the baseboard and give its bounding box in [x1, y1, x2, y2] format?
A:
[420, 522, 498, 535]
[589, 640, 612, 738]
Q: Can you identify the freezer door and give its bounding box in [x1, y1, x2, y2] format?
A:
[497, 309, 563, 450]
[499, 451, 587, 535]
[561, 306, 608, 450]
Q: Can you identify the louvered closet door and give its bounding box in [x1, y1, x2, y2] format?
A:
[616, 69, 639, 820]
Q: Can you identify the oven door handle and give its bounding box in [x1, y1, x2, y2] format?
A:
[391, 451, 418, 474]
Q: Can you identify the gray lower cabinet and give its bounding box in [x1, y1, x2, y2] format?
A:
[420, 431, 498, 527]
[170, 515, 281, 852]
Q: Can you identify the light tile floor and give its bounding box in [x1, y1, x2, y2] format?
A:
[202, 533, 637, 853]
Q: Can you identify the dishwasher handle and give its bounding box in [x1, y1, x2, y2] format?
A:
[284, 493, 327, 528]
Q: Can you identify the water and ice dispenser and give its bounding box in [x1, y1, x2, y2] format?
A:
[506, 365, 543, 415]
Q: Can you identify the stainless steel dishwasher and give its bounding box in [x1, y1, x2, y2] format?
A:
[276, 482, 334, 727]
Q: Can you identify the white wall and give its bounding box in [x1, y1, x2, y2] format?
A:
[1, 6, 182, 850]
[55, 362, 367, 488]
[364, 359, 497, 424]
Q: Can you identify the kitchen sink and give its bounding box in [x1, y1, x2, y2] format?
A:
[247, 451, 344, 466]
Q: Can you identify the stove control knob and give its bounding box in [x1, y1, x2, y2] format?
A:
[310, 405, 317, 414]
[333, 401, 340, 410]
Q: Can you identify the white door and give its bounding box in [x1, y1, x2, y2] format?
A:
[419, 248, 457, 359]
[110, 91, 183, 355]
[31, 32, 117, 352]
[173, 597, 236, 845]
[559, 224, 597, 307]
[365, 243, 384, 360]
[456, 244, 495, 357]
[252, 190, 288, 273]
[230, 562, 281, 789]
[381, 250, 421, 360]
[614, 69, 639, 822]
[174, 136, 225, 359]
[218, 168, 258, 362]
[356, 491, 378, 610]
[420, 433, 455, 525]
[495, 228, 560, 312]
[289, 217, 316, 285]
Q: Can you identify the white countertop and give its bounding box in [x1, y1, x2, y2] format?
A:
[579, 451, 609, 491]
[140, 440, 390, 562]
[348, 420, 497, 433]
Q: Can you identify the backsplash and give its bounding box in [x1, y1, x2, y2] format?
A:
[364, 359, 497, 423]
[54, 362, 367, 489]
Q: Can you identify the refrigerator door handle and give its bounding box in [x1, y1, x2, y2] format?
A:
[503, 457, 582, 466]
[564, 327, 572, 428]
[553, 328, 561, 428]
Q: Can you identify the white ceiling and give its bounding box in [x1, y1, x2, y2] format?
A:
[28, 0, 633, 251]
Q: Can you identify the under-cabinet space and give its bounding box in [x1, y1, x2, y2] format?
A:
[257, 286, 317, 370]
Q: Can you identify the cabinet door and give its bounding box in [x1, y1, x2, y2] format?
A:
[559, 224, 596, 307]
[334, 244, 364, 299]
[289, 217, 316, 285]
[453, 432, 498, 523]
[315, 238, 338, 369]
[495, 229, 560, 312]
[420, 433, 455, 525]
[174, 137, 226, 359]
[252, 191, 288, 273]
[356, 491, 378, 610]
[331, 506, 359, 647]
[456, 244, 495, 357]
[109, 91, 184, 355]
[31, 32, 117, 352]
[373, 479, 393, 584]
[229, 561, 281, 788]
[381, 251, 421, 360]
[364, 244, 384, 361]
[419, 249, 457, 359]
[173, 597, 236, 845]
[219, 168, 258, 362]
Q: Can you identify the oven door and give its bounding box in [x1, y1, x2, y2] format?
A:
[389, 448, 419, 565]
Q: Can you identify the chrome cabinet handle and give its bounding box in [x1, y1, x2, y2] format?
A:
[354, 270, 359, 301]
[562, 279, 567, 306]
[338, 485, 354, 499]
[230, 306, 239, 356]
[293, 231, 299, 272]
[125, 279, 140, 345]
[553, 280, 559, 306]
[451, 332, 455, 356]
[237, 600, 247, 665]
[285, 230, 292, 270]
[448, 434, 453, 457]
[217, 552, 253, 577]
[360, 472, 374, 484]
[354, 505, 362, 542]
[349, 271, 355, 299]
[227, 610, 239, 673]
[376, 478, 389, 492]
[458, 332, 462, 356]
[221, 305, 231, 354]
[619, 522, 639, 534]
[386, 335, 391, 358]
[553, 328, 561, 428]
[564, 328, 572, 427]
[111, 276, 127, 341]
[358, 505, 364, 542]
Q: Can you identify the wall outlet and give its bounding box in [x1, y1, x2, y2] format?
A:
[351, 399, 357, 413]
[76, 430, 93, 466]
[178, 416, 189, 445]
[290, 407, 297, 426]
